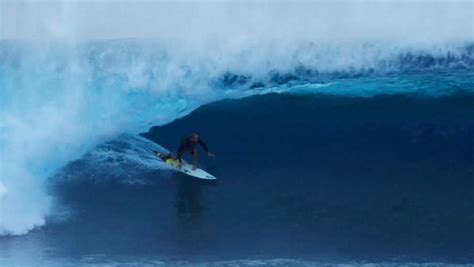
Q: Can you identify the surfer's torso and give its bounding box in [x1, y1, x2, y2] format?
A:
[176, 135, 209, 161]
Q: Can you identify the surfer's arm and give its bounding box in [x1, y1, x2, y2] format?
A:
[197, 139, 208, 152]
[198, 139, 215, 157]
[198, 139, 216, 157]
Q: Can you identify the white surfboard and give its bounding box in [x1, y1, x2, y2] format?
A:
[154, 151, 216, 180]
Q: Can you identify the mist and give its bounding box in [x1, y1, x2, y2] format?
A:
[1, 1, 473, 43]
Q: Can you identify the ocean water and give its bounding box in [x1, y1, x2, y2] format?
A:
[2, 70, 473, 266]
[1, 1, 474, 266]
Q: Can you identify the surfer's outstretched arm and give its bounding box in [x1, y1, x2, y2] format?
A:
[197, 139, 208, 152]
[198, 139, 215, 157]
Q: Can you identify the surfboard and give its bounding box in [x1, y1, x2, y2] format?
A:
[154, 151, 216, 180]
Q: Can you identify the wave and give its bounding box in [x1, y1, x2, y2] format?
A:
[1, 6, 473, 235]
[48, 93, 474, 263]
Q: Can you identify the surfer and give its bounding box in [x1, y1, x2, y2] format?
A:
[176, 133, 214, 170]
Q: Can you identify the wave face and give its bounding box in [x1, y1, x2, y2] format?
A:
[142, 93, 474, 262]
[5, 92, 470, 265]
[0, 1, 473, 237]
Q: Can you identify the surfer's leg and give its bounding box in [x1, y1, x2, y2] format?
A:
[191, 148, 198, 169]
[191, 148, 199, 159]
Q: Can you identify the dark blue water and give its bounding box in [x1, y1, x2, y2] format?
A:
[142, 92, 474, 262]
[2, 88, 472, 266]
